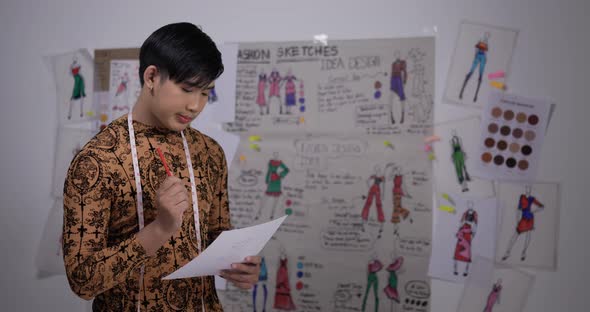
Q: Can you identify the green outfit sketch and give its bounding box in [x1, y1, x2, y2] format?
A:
[451, 135, 470, 192]
[71, 66, 85, 100]
[362, 259, 383, 312]
[265, 159, 289, 196]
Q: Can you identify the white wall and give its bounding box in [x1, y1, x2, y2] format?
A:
[1, 0, 588, 311]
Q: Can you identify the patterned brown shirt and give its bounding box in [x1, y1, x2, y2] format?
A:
[62, 115, 231, 311]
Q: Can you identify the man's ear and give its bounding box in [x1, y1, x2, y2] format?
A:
[143, 65, 160, 90]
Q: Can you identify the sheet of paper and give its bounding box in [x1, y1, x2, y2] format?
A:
[474, 91, 551, 181]
[428, 194, 498, 283]
[207, 43, 238, 123]
[163, 215, 287, 279]
[444, 21, 518, 108]
[108, 60, 141, 123]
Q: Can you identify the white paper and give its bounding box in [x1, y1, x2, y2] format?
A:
[457, 257, 534, 312]
[474, 92, 551, 181]
[444, 21, 518, 107]
[428, 195, 498, 283]
[108, 60, 141, 123]
[495, 181, 560, 270]
[163, 215, 287, 279]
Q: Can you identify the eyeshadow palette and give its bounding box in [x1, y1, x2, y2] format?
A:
[475, 91, 550, 181]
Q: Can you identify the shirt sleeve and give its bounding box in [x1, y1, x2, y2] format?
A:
[62, 148, 149, 300]
[207, 142, 232, 243]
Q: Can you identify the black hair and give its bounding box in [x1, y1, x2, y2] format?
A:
[139, 22, 224, 88]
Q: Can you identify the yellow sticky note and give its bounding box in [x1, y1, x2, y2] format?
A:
[490, 81, 506, 90]
[239, 155, 247, 162]
[249, 135, 262, 142]
[86, 111, 95, 117]
[100, 114, 108, 122]
[439, 205, 456, 214]
[442, 193, 456, 206]
[383, 140, 394, 149]
[299, 116, 305, 124]
[249, 143, 260, 152]
[428, 153, 436, 160]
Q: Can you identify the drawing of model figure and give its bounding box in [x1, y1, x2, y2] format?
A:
[501, 185, 544, 261]
[256, 152, 289, 220]
[253, 257, 268, 312]
[274, 248, 296, 310]
[113, 72, 130, 112]
[385, 164, 412, 237]
[451, 130, 471, 192]
[268, 69, 283, 114]
[389, 51, 407, 124]
[383, 255, 404, 310]
[362, 253, 383, 312]
[68, 57, 86, 120]
[256, 70, 269, 115]
[454, 202, 478, 276]
[361, 165, 386, 238]
[459, 32, 490, 102]
[483, 279, 502, 312]
[283, 69, 297, 115]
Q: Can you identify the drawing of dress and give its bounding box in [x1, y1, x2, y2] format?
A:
[454, 224, 473, 262]
[269, 70, 281, 98]
[483, 283, 502, 312]
[451, 135, 470, 192]
[383, 257, 404, 303]
[208, 86, 218, 103]
[274, 258, 296, 310]
[391, 175, 410, 223]
[115, 74, 128, 96]
[253, 257, 268, 312]
[284, 75, 296, 107]
[460, 36, 489, 102]
[390, 59, 407, 101]
[257, 73, 267, 107]
[71, 64, 86, 101]
[362, 175, 385, 223]
[516, 195, 542, 233]
[362, 259, 383, 312]
[266, 160, 289, 197]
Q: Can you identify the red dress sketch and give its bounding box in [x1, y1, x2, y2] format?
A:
[454, 207, 478, 276]
[274, 257, 296, 310]
[362, 175, 385, 223]
[257, 72, 268, 115]
[483, 280, 502, 312]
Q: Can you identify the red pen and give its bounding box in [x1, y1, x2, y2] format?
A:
[156, 148, 173, 177]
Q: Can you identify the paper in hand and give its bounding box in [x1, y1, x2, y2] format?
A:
[163, 215, 287, 280]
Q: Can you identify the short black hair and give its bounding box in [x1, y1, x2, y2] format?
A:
[139, 22, 224, 88]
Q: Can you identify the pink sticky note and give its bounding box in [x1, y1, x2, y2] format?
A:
[424, 144, 432, 152]
[424, 135, 441, 144]
[488, 71, 505, 80]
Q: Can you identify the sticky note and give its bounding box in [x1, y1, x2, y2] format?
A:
[439, 205, 456, 214]
[488, 71, 505, 80]
[249, 135, 262, 142]
[428, 153, 436, 160]
[424, 144, 432, 152]
[383, 140, 394, 149]
[424, 135, 441, 143]
[299, 116, 305, 124]
[239, 155, 246, 162]
[442, 193, 456, 206]
[100, 114, 108, 122]
[490, 81, 506, 90]
[249, 143, 260, 152]
[86, 111, 95, 117]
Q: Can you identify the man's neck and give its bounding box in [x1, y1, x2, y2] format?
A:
[132, 93, 163, 128]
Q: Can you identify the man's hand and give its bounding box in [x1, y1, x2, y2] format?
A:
[220, 256, 261, 289]
[155, 176, 189, 234]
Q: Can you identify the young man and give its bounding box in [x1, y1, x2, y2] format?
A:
[62, 23, 261, 311]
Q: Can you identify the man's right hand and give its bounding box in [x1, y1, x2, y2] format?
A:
[154, 176, 189, 234]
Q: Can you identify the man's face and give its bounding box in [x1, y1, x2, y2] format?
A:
[150, 75, 213, 131]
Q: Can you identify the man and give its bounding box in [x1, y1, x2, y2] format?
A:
[63, 22, 260, 311]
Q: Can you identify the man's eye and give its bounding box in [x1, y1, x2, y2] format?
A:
[182, 88, 193, 93]
[202, 92, 209, 97]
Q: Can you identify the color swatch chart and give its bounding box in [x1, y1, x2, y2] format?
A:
[475, 91, 550, 181]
